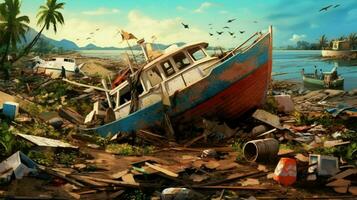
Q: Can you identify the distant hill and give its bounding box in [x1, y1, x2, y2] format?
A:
[23, 27, 187, 51]
[23, 28, 80, 50]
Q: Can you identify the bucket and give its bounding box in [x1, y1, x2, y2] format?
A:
[243, 138, 279, 162]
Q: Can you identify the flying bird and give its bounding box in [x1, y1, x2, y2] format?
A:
[208, 23, 212, 26]
[209, 33, 213, 36]
[253, 21, 258, 23]
[181, 22, 189, 29]
[319, 5, 333, 12]
[227, 18, 236, 23]
[216, 31, 223, 35]
[233, 36, 236, 38]
[228, 31, 235, 36]
[86, 37, 91, 40]
[223, 26, 230, 29]
[334, 4, 340, 8]
[90, 32, 94, 34]
[239, 31, 245, 34]
[96, 28, 100, 31]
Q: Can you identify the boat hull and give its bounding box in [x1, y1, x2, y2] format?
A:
[95, 32, 273, 137]
[303, 76, 344, 88]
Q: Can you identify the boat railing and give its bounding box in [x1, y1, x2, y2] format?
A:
[220, 32, 260, 61]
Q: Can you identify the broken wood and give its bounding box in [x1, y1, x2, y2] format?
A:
[145, 162, 179, 177]
[111, 169, 128, 179]
[196, 171, 262, 186]
[326, 179, 351, 187]
[38, 166, 84, 187]
[184, 131, 213, 147]
[328, 168, 357, 181]
[68, 175, 109, 187]
[333, 186, 348, 194]
[121, 173, 136, 184]
[59, 107, 84, 125]
[137, 130, 168, 146]
[191, 185, 274, 190]
[63, 78, 109, 92]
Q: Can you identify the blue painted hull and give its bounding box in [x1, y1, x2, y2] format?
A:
[95, 32, 272, 137]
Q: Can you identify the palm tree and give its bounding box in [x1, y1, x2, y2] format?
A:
[337, 36, 347, 41]
[318, 35, 328, 50]
[348, 33, 357, 50]
[15, 0, 65, 61]
[0, 0, 29, 77]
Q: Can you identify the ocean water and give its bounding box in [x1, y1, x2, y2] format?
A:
[78, 50, 357, 90]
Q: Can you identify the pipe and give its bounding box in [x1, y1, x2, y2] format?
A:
[243, 138, 279, 162]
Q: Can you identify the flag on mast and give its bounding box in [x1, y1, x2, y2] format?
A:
[120, 30, 137, 41]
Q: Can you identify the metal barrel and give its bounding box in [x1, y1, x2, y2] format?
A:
[243, 138, 279, 162]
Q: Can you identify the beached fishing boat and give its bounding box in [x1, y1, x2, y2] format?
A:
[31, 56, 84, 75]
[302, 67, 344, 88]
[89, 27, 273, 137]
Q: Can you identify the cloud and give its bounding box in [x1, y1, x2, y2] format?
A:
[176, 6, 185, 11]
[194, 2, 213, 13]
[289, 34, 306, 42]
[29, 9, 252, 48]
[82, 7, 120, 16]
[125, 10, 208, 45]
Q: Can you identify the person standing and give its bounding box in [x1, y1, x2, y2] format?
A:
[60, 66, 66, 78]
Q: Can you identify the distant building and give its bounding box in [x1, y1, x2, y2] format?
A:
[322, 40, 356, 58]
[332, 40, 351, 50]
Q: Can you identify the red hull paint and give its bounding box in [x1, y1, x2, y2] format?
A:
[176, 62, 270, 122]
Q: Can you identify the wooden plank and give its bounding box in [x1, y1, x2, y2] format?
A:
[328, 168, 357, 181]
[121, 173, 136, 184]
[68, 175, 109, 187]
[59, 107, 84, 125]
[196, 171, 262, 186]
[326, 179, 351, 187]
[145, 162, 179, 177]
[111, 169, 128, 179]
[16, 133, 78, 149]
[38, 166, 84, 187]
[191, 185, 274, 190]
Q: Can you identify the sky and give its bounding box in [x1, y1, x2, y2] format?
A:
[15, 0, 357, 48]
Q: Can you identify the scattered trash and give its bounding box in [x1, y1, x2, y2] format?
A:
[252, 109, 283, 129]
[274, 95, 294, 113]
[241, 178, 260, 186]
[243, 138, 279, 162]
[308, 154, 339, 176]
[15, 133, 78, 149]
[201, 149, 217, 158]
[161, 188, 204, 200]
[0, 151, 37, 183]
[326, 104, 357, 117]
[2, 102, 19, 120]
[273, 158, 296, 186]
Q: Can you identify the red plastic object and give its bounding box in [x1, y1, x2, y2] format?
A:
[273, 158, 297, 186]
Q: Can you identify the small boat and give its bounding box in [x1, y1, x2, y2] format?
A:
[31, 56, 84, 76]
[302, 67, 344, 88]
[88, 27, 273, 137]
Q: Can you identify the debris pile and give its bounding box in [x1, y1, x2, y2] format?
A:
[0, 69, 357, 199]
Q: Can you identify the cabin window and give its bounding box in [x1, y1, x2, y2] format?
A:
[173, 52, 191, 70]
[161, 60, 175, 77]
[64, 59, 74, 63]
[188, 47, 206, 61]
[147, 67, 163, 86]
